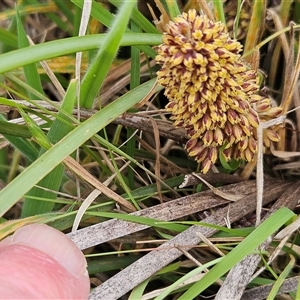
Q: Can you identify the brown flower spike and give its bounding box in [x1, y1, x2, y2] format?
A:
[156, 10, 282, 173]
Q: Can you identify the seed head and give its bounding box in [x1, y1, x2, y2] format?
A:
[156, 10, 282, 173]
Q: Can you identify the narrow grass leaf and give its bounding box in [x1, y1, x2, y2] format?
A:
[266, 255, 295, 300]
[0, 121, 31, 138]
[108, 0, 159, 33]
[16, 6, 43, 98]
[165, 0, 181, 19]
[243, 0, 265, 62]
[129, 279, 150, 300]
[155, 258, 223, 300]
[213, 0, 226, 23]
[17, 106, 51, 150]
[85, 211, 188, 232]
[126, 17, 141, 189]
[296, 273, 300, 300]
[0, 27, 18, 49]
[21, 79, 77, 217]
[0, 113, 39, 161]
[0, 33, 162, 74]
[72, 0, 157, 57]
[88, 255, 143, 275]
[80, 0, 137, 108]
[0, 2, 56, 21]
[0, 214, 57, 241]
[0, 78, 157, 217]
[178, 207, 295, 299]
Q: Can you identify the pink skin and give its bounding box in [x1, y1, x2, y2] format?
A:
[0, 224, 90, 299]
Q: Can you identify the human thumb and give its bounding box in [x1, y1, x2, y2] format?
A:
[0, 223, 90, 299]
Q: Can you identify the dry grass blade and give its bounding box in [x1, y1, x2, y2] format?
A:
[27, 36, 65, 99]
[149, 116, 162, 202]
[214, 182, 300, 300]
[275, 214, 300, 240]
[63, 156, 137, 212]
[256, 115, 286, 226]
[271, 147, 300, 158]
[192, 172, 243, 202]
[149, 0, 170, 32]
[179, 172, 245, 188]
[71, 161, 131, 232]
[241, 276, 300, 300]
[215, 239, 271, 300]
[68, 179, 261, 250]
[273, 161, 300, 170]
[243, 0, 266, 62]
[266, 9, 291, 63]
[198, 0, 215, 21]
[88, 181, 291, 299]
[3, 100, 188, 144]
[281, 33, 300, 116]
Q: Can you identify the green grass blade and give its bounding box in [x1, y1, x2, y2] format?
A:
[0, 114, 38, 161]
[233, 0, 242, 39]
[0, 27, 18, 49]
[129, 278, 150, 300]
[80, 0, 137, 108]
[178, 207, 295, 299]
[0, 78, 157, 217]
[213, 0, 226, 23]
[296, 272, 300, 299]
[21, 79, 77, 217]
[53, 0, 74, 26]
[17, 107, 51, 150]
[266, 254, 294, 300]
[243, 0, 266, 61]
[0, 121, 31, 138]
[71, 0, 157, 57]
[127, 17, 141, 190]
[0, 33, 161, 74]
[107, 0, 159, 33]
[165, 0, 181, 19]
[155, 258, 223, 300]
[85, 211, 188, 232]
[16, 6, 44, 98]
